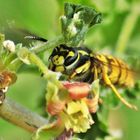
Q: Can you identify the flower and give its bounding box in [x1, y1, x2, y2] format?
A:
[60, 99, 94, 133]
[46, 80, 99, 133]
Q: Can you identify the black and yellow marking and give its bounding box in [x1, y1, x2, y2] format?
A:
[48, 44, 137, 110]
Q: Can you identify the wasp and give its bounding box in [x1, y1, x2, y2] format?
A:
[48, 44, 137, 110]
[25, 35, 137, 110]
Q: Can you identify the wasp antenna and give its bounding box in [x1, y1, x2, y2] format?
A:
[24, 36, 48, 42]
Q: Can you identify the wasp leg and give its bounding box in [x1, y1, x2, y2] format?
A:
[93, 67, 103, 104]
[93, 66, 98, 80]
[102, 68, 137, 110]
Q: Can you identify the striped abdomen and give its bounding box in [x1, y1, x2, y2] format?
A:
[93, 54, 135, 87]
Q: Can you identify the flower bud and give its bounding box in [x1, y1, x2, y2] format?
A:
[3, 40, 15, 52]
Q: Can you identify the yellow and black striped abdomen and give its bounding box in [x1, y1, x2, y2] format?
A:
[93, 54, 134, 87]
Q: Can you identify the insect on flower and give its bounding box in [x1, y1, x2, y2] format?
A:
[25, 36, 138, 110]
[49, 44, 137, 110]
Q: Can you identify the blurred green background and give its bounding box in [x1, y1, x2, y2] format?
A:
[0, 0, 140, 140]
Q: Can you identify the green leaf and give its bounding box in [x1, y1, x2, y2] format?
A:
[61, 3, 102, 46]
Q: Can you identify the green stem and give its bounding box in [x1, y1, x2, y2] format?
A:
[4, 53, 17, 67]
[28, 51, 49, 74]
[116, 3, 140, 53]
[0, 33, 5, 55]
[8, 58, 23, 71]
[31, 35, 64, 53]
[18, 48, 49, 76]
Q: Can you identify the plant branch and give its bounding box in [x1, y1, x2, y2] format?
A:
[0, 98, 48, 132]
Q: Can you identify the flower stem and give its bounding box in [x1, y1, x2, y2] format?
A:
[0, 33, 5, 55]
[18, 47, 57, 79]
[28, 51, 49, 74]
[8, 58, 23, 71]
[4, 53, 17, 66]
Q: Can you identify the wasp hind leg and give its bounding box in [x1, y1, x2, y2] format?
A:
[102, 69, 137, 111]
